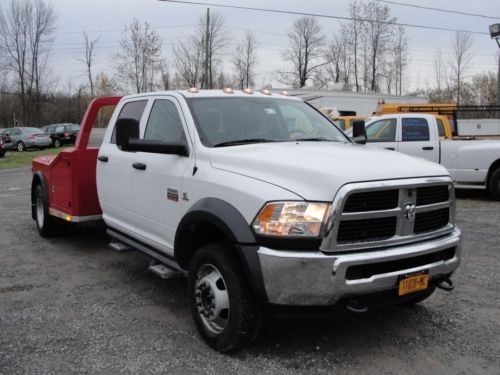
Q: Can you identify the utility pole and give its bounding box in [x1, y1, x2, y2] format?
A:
[490, 24, 500, 117]
[204, 7, 210, 89]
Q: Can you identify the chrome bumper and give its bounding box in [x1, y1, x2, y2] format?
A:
[257, 227, 461, 306]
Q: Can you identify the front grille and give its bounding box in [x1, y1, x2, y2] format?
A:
[345, 247, 455, 280]
[416, 185, 449, 206]
[337, 216, 397, 243]
[414, 208, 450, 234]
[326, 180, 455, 253]
[343, 190, 399, 212]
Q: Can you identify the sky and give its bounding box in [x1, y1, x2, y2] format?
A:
[33, 0, 500, 93]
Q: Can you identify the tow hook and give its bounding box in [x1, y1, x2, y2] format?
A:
[435, 276, 454, 291]
[345, 299, 368, 313]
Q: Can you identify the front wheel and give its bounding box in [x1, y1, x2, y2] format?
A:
[34, 184, 61, 237]
[17, 141, 25, 152]
[188, 244, 263, 352]
[488, 168, 500, 200]
[54, 139, 61, 148]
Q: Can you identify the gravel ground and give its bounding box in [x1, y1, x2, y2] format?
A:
[0, 167, 499, 374]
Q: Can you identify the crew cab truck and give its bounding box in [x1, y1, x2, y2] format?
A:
[359, 114, 500, 199]
[31, 90, 461, 352]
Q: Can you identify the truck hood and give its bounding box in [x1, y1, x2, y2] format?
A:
[209, 142, 449, 201]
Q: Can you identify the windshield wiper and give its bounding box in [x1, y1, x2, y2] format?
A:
[293, 137, 337, 142]
[213, 138, 277, 147]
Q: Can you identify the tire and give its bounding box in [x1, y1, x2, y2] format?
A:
[17, 141, 25, 152]
[54, 139, 61, 148]
[34, 184, 61, 237]
[399, 287, 435, 306]
[188, 244, 263, 352]
[488, 167, 500, 201]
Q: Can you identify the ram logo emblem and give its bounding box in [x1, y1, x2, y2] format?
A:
[404, 203, 416, 221]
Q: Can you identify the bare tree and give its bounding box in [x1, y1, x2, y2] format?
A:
[0, 0, 56, 124]
[113, 19, 162, 93]
[450, 31, 473, 105]
[277, 16, 327, 88]
[432, 50, 446, 93]
[363, 1, 395, 92]
[232, 30, 257, 89]
[392, 25, 408, 95]
[173, 37, 204, 88]
[342, 0, 364, 92]
[76, 31, 99, 97]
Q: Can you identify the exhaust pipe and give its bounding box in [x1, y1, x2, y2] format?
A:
[345, 299, 368, 313]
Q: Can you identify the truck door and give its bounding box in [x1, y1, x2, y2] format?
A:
[365, 118, 398, 151]
[97, 99, 148, 235]
[131, 97, 192, 254]
[397, 117, 439, 163]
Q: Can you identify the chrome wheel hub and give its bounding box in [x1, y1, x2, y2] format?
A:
[36, 191, 44, 227]
[194, 264, 229, 335]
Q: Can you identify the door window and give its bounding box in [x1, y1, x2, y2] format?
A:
[436, 119, 446, 137]
[402, 118, 429, 141]
[56, 125, 65, 133]
[111, 100, 147, 144]
[366, 119, 397, 142]
[144, 99, 186, 143]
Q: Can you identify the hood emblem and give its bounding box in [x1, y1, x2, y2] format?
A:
[404, 203, 416, 221]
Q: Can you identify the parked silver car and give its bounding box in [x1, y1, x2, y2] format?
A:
[0, 127, 52, 151]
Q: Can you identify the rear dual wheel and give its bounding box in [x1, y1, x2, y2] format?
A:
[34, 184, 61, 237]
[188, 244, 263, 352]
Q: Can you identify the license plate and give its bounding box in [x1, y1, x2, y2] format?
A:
[398, 271, 429, 296]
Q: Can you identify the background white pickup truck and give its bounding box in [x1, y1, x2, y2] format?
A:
[361, 114, 500, 199]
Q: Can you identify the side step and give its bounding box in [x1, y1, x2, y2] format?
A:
[108, 239, 133, 252]
[148, 261, 182, 279]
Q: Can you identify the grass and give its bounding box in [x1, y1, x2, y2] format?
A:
[0, 147, 70, 170]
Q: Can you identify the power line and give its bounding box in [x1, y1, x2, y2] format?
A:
[157, 0, 489, 35]
[376, 0, 500, 20]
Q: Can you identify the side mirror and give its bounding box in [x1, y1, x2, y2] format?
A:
[352, 120, 367, 145]
[115, 118, 140, 151]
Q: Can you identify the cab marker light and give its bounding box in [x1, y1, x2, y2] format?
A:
[280, 91, 289, 96]
[188, 87, 199, 93]
[66, 215, 72, 222]
[243, 88, 253, 94]
[261, 89, 272, 95]
[223, 87, 234, 94]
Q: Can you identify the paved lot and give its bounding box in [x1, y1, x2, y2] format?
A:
[0, 167, 499, 374]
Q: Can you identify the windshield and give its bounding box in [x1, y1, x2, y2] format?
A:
[188, 97, 349, 147]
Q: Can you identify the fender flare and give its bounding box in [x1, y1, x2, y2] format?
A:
[174, 198, 267, 302]
[31, 171, 49, 220]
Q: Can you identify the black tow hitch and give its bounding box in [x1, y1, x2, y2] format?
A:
[434, 276, 454, 291]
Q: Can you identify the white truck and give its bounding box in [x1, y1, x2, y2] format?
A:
[32, 90, 461, 352]
[357, 114, 500, 199]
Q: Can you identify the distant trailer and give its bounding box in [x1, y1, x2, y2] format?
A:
[272, 88, 428, 117]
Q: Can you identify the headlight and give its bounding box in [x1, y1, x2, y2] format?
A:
[252, 202, 330, 237]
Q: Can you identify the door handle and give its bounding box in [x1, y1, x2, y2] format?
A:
[132, 162, 147, 171]
[422, 146, 434, 151]
[385, 147, 395, 151]
[97, 155, 108, 162]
